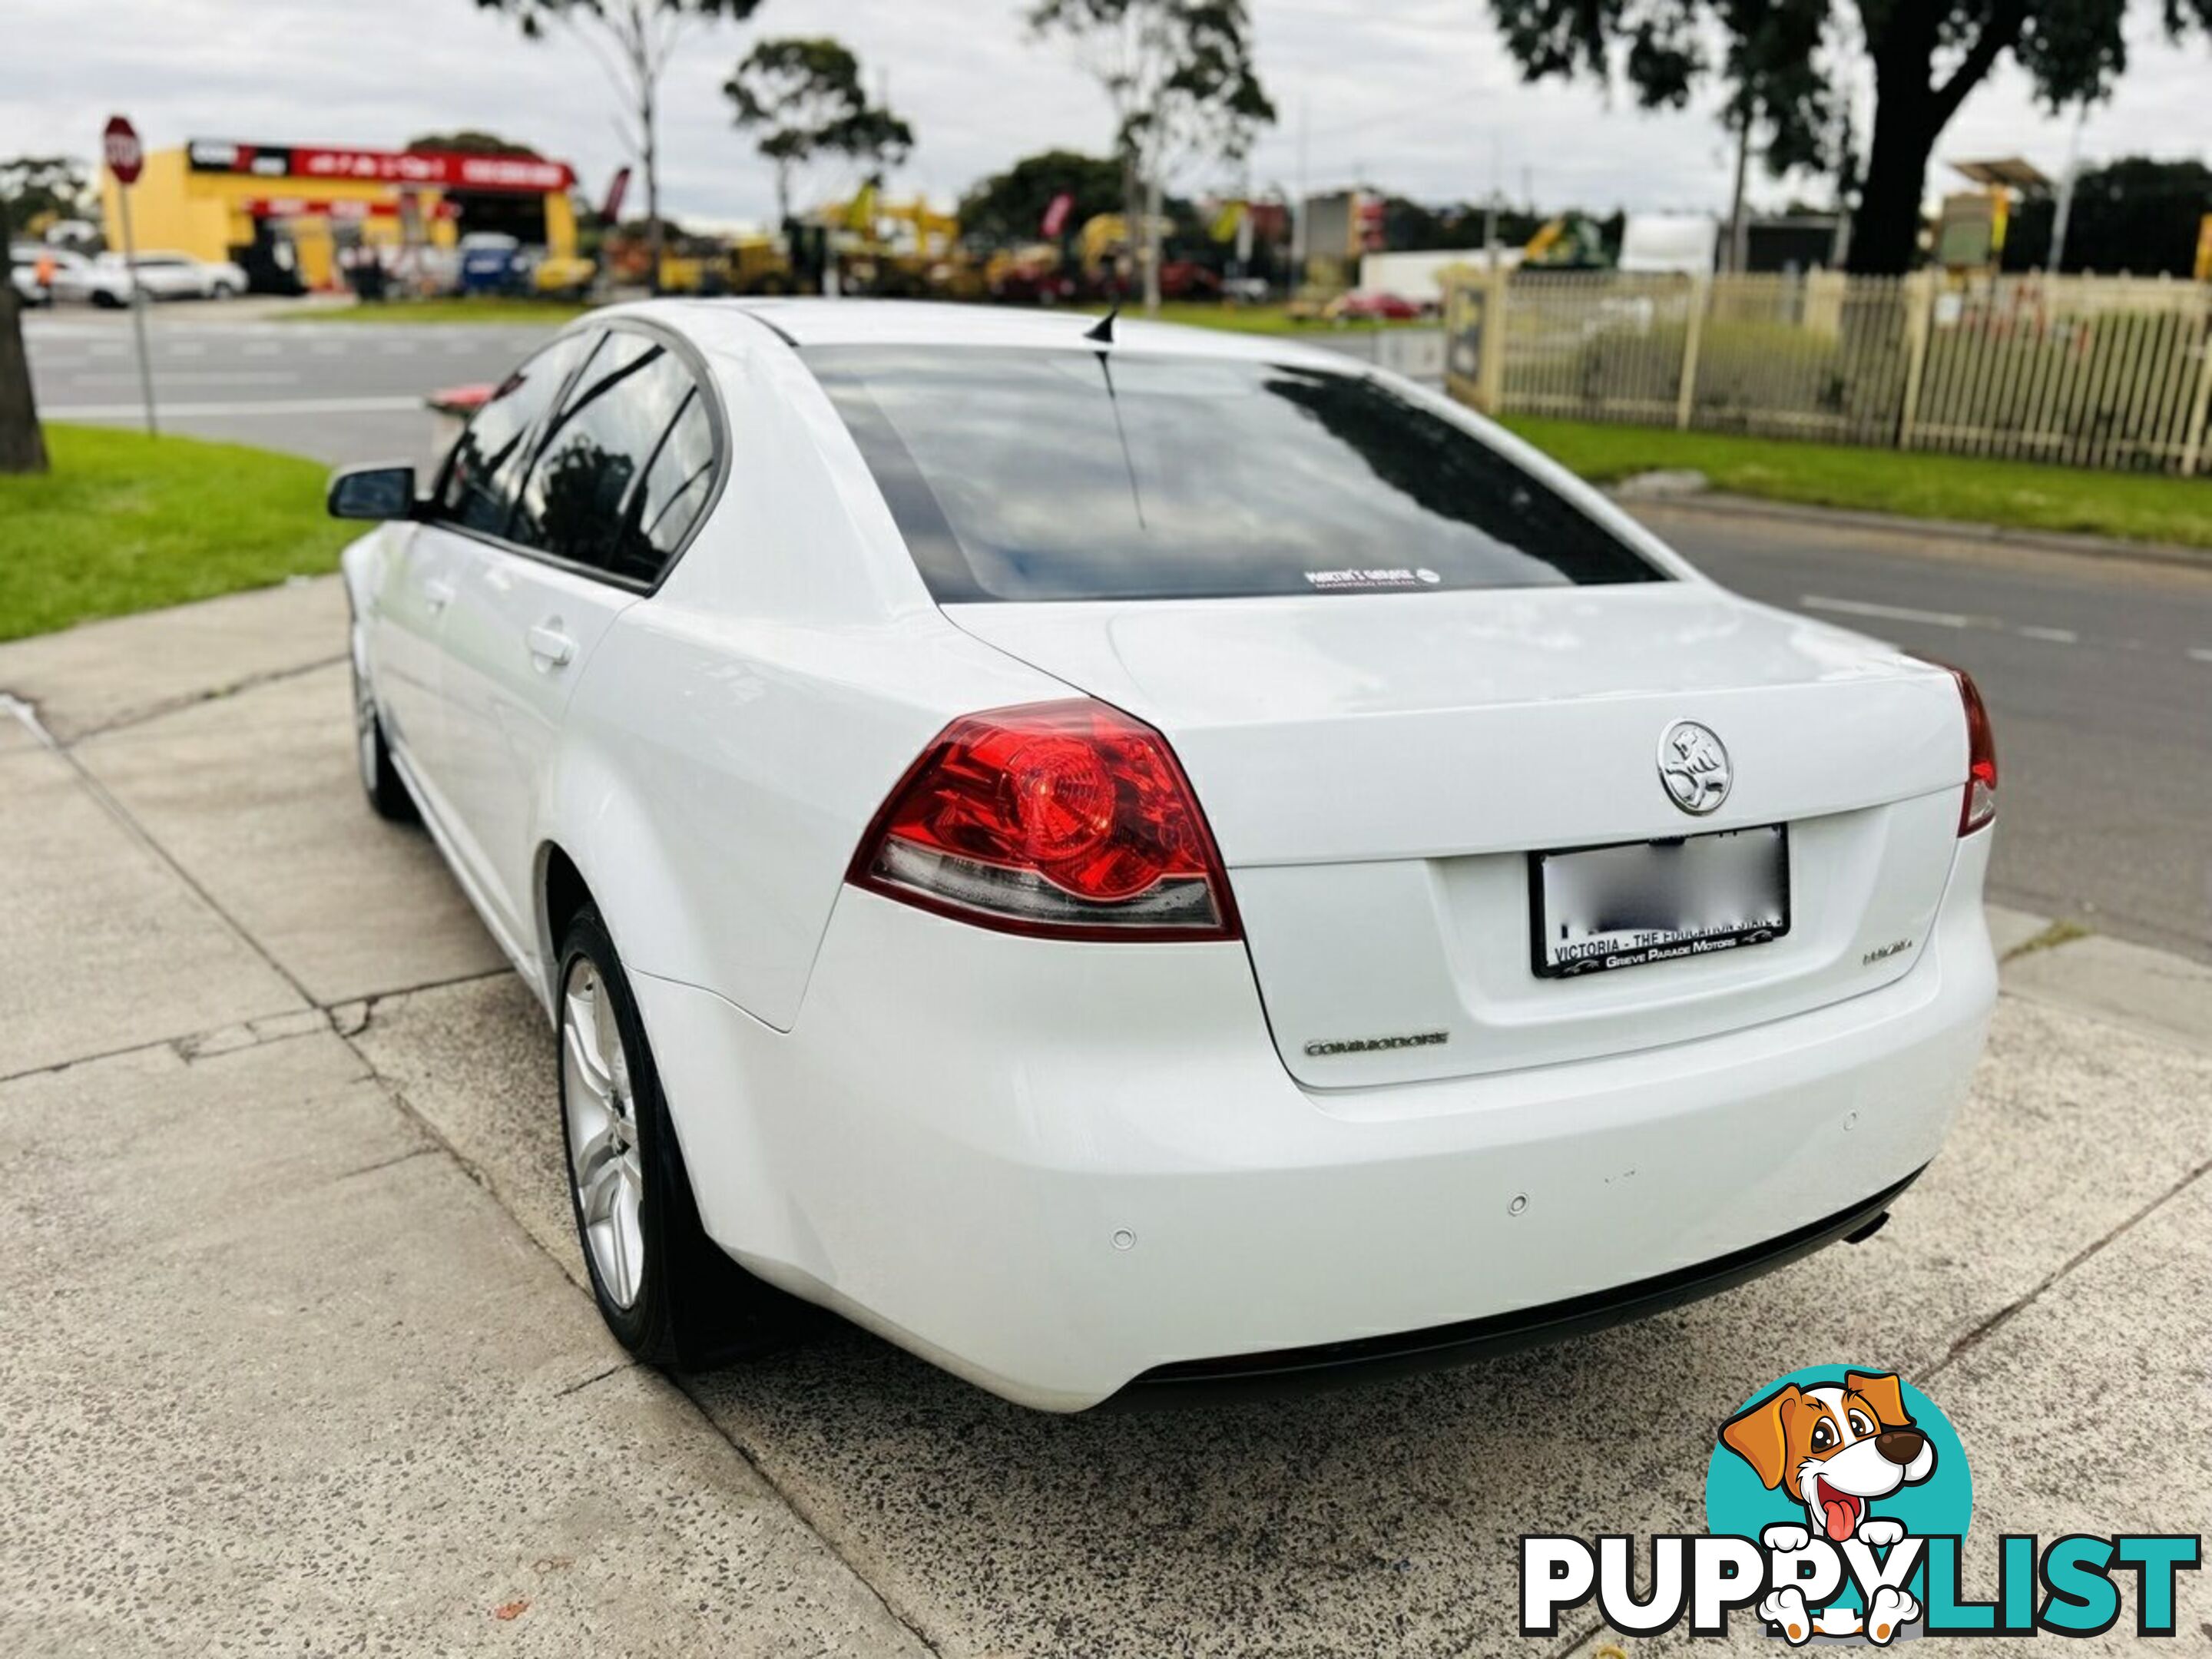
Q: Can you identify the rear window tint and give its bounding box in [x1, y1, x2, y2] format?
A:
[809, 346, 1663, 602]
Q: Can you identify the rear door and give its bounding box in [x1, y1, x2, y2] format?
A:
[437, 322, 722, 949]
[392, 329, 599, 869]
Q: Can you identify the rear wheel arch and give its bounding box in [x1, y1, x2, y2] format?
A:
[538, 840, 594, 1002]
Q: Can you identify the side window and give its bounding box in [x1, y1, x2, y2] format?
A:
[511, 330, 704, 578]
[435, 331, 596, 537]
[612, 392, 717, 584]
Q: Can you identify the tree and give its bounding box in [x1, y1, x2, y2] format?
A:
[2003, 155, 2212, 274]
[1027, 0, 1274, 310]
[959, 149, 1126, 243]
[0, 190, 49, 475]
[1483, 0, 2212, 275]
[724, 37, 914, 221]
[405, 130, 544, 156]
[471, 0, 763, 288]
[0, 156, 94, 237]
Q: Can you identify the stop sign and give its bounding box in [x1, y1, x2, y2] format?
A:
[103, 116, 143, 186]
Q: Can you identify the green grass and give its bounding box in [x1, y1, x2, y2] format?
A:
[0, 425, 355, 643]
[283, 296, 598, 326]
[1498, 416, 2212, 551]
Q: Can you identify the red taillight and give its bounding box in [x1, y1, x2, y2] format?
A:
[1951, 667, 1997, 835]
[848, 699, 1242, 941]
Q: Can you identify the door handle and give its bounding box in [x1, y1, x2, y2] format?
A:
[527, 623, 577, 668]
[421, 578, 455, 614]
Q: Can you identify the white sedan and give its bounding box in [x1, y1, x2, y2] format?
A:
[54, 250, 247, 306]
[331, 300, 1998, 1410]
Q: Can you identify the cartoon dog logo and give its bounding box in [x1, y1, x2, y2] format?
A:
[1719, 1370, 1936, 1644]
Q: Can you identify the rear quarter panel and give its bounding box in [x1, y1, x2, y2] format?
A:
[549, 320, 1069, 1028]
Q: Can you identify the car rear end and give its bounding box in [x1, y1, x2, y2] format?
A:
[661, 317, 1998, 1411]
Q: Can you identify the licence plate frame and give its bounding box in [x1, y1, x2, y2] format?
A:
[1528, 823, 1791, 979]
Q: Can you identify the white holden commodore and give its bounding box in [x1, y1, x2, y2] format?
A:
[331, 300, 1998, 1411]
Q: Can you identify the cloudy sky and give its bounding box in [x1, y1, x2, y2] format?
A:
[10, 0, 2210, 228]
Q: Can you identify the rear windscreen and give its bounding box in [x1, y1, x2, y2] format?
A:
[808, 345, 1665, 602]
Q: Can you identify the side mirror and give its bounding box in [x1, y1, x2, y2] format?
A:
[327, 463, 419, 522]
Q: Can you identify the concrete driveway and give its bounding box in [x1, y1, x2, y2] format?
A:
[3, 578, 2207, 1655]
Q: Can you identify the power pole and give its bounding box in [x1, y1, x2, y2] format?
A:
[2048, 105, 2087, 273]
[1727, 103, 1753, 274]
[1483, 136, 1500, 267]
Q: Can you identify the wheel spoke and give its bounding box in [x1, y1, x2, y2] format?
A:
[609, 1163, 644, 1303]
[578, 1154, 624, 1224]
[570, 1114, 622, 1189]
[590, 990, 622, 1095]
[561, 1026, 614, 1106]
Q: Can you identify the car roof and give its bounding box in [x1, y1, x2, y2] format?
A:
[641, 296, 1359, 372]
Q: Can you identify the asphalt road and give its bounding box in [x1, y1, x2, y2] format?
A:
[25, 304, 527, 469]
[25, 303, 2212, 962]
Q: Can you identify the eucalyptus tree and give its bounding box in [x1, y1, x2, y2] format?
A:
[1028, 0, 1274, 309]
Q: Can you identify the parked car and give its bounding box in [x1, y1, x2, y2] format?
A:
[8, 243, 89, 306]
[1326, 287, 1428, 322]
[8, 246, 49, 306]
[457, 231, 528, 296]
[330, 300, 1998, 1411]
[53, 250, 248, 306]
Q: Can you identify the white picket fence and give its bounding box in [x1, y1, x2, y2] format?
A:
[1441, 267, 2212, 475]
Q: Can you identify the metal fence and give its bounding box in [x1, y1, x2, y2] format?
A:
[1441, 267, 2212, 475]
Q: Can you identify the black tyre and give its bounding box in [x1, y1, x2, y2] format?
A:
[352, 661, 418, 823]
[557, 906, 805, 1369]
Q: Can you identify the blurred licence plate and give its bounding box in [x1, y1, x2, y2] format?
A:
[1531, 825, 1790, 979]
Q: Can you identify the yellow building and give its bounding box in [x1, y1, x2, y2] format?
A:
[101, 139, 578, 293]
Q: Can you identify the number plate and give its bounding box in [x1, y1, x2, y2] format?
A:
[1531, 824, 1790, 979]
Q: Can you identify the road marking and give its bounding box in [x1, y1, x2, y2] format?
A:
[2015, 625, 2079, 644]
[66, 369, 301, 387]
[2190, 647, 2212, 664]
[1802, 594, 1975, 629]
[41, 395, 422, 419]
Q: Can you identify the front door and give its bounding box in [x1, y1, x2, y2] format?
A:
[363, 518, 462, 814]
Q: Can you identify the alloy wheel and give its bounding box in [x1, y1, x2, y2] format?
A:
[562, 959, 647, 1309]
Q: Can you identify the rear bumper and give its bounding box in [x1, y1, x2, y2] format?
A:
[1109, 1167, 1919, 1407]
[634, 831, 1996, 1412]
